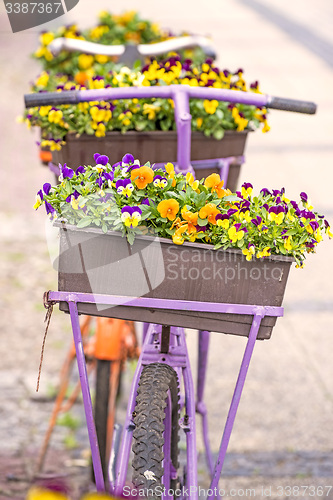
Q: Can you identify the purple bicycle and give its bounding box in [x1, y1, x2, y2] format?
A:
[25, 85, 316, 498]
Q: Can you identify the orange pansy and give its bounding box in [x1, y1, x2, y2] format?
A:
[204, 173, 231, 198]
[131, 165, 154, 189]
[157, 199, 180, 221]
[199, 203, 221, 225]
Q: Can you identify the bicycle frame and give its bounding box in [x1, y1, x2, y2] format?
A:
[24, 84, 316, 175]
[45, 291, 283, 498]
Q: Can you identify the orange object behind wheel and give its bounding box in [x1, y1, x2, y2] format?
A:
[94, 318, 137, 361]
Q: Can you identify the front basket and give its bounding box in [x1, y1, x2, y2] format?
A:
[56, 223, 293, 340]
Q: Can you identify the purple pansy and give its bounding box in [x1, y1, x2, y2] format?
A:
[121, 206, 142, 216]
[76, 166, 86, 175]
[122, 153, 134, 165]
[96, 176, 104, 189]
[94, 153, 109, 166]
[66, 190, 80, 203]
[61, 163, 74, 179]
[305, 239, 317, 249]
[227, 208, 238, 217]
[309, 220, 319, 232]
[251, 216, 262, 226]
[300, 192, 308, 203]
[153, 175, 168, 188]
[103, 171, 114, 182]
[215, 214, 229, 222]
[196, 224, 208, 232]
[45, 201, 55, 217]
[43, 183, 51, 195]
[116, 178, 134, 197]
[301, 210, 316, 220]
[269, 205, 285, 215]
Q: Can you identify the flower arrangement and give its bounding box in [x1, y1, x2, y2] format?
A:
[34, 153, 332, 267]
[23, 56, 269, 152]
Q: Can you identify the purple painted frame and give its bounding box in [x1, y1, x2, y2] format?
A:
[46, 290, 283, 497]
[39, 85, 270, 172]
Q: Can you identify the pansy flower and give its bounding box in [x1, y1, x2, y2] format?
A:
[103, 171, 114, 186]
[241, 182, 253, 198]
[185, 172, 199, 191]
[227, 208, 238, 217]
[76, 166, 86, 175]
[157, 199, 180, 221]
[116, 179, 134, 197]
[181, 209, 198, 233]
[48, 108, 63, 124]
[203, 99, 219, 114]
[199, 203, 221, 225]
[121, 160, 140, 176]
[216, 213, 230, 229]
[251, 216, 262, 227]
[153, 175, 168, 188]
[33, 189, 44, 210]
[242, 243, 256, 261]
[284, 236, 293, 251]
[122, 153, 135, 165]
[45, 201, 56, 219]
[60, 163, 74, 180]
[131, 165, 154, 189]
[256, 246, 271, 259]
[260, 188, 271, 197]
[204, 173, 228, 198]
[94, 153, 109, 166]
[121, 206, 142, 228]
[172, 225, 188, 245]
[268, 205, 285, 225]
[324, 220, 333, 238]
[165, 162, 176, 186]
[228, 223, 246, 243]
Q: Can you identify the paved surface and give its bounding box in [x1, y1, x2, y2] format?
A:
[0, 0, 333, 498]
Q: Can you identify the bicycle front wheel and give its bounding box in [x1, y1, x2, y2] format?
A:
[132, 363, 180, 498]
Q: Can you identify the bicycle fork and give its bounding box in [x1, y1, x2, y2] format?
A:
[112, 323, 198, 500]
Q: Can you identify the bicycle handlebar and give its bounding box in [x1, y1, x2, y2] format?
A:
[48, 35, 217, 59]
[267, 96, 316, 115]
[24, 86, 317, 115]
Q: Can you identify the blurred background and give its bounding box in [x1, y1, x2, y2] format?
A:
[1, 0, 332, 498]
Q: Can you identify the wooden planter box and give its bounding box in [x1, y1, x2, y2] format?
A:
[57, 224, 293, 340]
[52, 131, 249, 192]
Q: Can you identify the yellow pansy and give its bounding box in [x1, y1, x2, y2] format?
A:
[35, 71, 49, 87]
[78, 54, 94, 70]
[203, 99, 219, 115]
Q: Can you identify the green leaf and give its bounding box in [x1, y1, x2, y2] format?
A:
[223, 194, 242, 202]
[197, 217, 208, 226]
[285, 229, 297, 236]
[127, 232, 135, 245]
[213, 128, 225, 140]
[76, 218, 92, 228]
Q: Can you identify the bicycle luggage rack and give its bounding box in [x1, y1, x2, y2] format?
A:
[46, 290, 283, 495]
